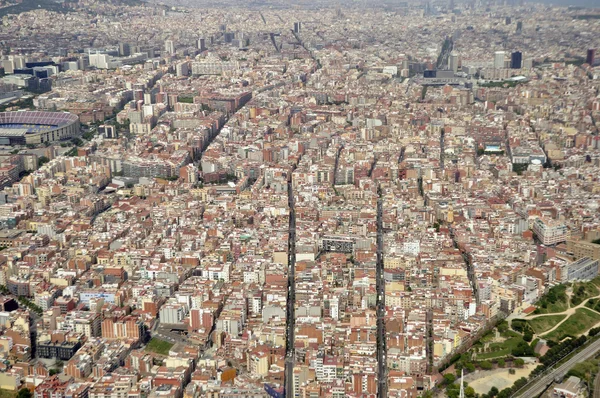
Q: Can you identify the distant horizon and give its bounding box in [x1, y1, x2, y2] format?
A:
[534, 0, 600, 7]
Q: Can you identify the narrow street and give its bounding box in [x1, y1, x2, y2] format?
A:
[284, 172, 297, 397]
[376, 187, 388, 397]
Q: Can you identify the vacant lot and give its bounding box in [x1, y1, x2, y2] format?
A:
[544, 308, 600, 341]
[528, 315, 567, 334]
[466, 363, 537, 394]
[145, 338, 173, 356]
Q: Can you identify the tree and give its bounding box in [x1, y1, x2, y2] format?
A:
[523, 328, 533, 342]
[514, 377, 528, 390]
[444, 373, 456, 385]
[512, 340, 534, 357]
[489, 386, 499, 397]
[514, 358, 525, 368]
[479, 361, 493, 370]
[446, 385, 460, 398]
[464, 362, 476, 373]
[498, 358, 505, 367]
[38, 156, 50, 167]
[17, 388, 32, 398]
[497, 388, 512, 398]
[465, 386, 476, 398]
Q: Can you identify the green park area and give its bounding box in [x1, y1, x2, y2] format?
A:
[472, 322, 534, 360]
[145, 338, 173, 356]
[532, 284, 568, 314]
[544, 308, 600, 341]
[523, 277, 600, 342]
[527, 315, 567, 335]
[586, 298, 600, 312]
[570, 281, 600, 306]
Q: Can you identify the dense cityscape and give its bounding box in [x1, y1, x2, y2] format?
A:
[0, 0, 599, 397]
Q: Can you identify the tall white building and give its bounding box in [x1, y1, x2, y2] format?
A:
[449, 51, 459, 73]
[164, 39, 175, 54]
[494, 51, 506, 69]
[88, 53, 122, 69]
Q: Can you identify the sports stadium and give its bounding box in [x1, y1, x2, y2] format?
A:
[0, 111, 80, 146]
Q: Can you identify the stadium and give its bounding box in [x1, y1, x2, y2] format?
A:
[0, 111, 80, 146]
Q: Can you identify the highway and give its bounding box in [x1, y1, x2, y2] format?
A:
[284, 172, 297, 398]
[376, 187, 388, 397]
[513, 337, 600, 397]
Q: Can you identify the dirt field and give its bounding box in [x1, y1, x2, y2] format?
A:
[464, 363, 537, 394]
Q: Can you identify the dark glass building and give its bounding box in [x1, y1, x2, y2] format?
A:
[511, 51, 522, 69]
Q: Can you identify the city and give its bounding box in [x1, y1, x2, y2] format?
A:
[0, 0, 598, 397]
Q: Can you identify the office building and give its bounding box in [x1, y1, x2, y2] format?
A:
[511, 51, 522, 69]
[294, 22, 302, 33]
[98, 125, 118, 139]
[587, 49, 595, 66]
[197, 38, 206, 51]
[224, 32, 235, 43]
[494, 51, 506, 69]
[448, 51, 459, 73]
[164, 40, 175, 55]
[176, 61, 190, 77]
[89, 53, 122, 69]
[118, 43, 130, 57]
[562, 257, 599, 282]
[516, 21, 523, 32]
[1, 60, 14, 74]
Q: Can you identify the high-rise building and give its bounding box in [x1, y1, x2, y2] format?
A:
[176, 61, 190, 77]
[224, 32, 235, 43]
[164, 39, 175, 55]
[1, 59, 14, 74]
[197, 38, 206, 51]
[494, 51, 506, 69]
[516, 21, 523, 32]
[448, 51, 459, 73]
[587, 49, 596, 66]
[511, 51, 522, 69]
[118, 43, 130, 57]
[294, 22, 301, 33]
